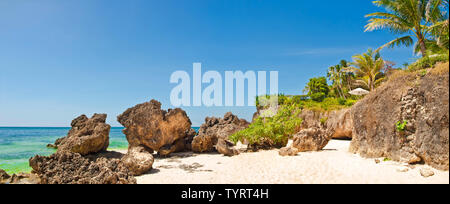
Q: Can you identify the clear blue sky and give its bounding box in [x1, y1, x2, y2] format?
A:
[0, 0, 418, 127]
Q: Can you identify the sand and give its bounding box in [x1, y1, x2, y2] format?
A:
[118, 140, 449, 184]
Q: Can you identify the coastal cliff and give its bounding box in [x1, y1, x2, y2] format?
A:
[350, 63, 449, 170]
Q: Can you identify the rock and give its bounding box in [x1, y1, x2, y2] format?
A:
[191, 112, 249, 155]
[216, 139, 240, 157]
[326, 109, 353, 140]
[396, 167, 409, 173]
[375, 159, 381, 164]
[117, 100, 192, 156]
[292, 128, 331, 152]
[55, 114, 110, 155]
[8, 173, 41, 184]
[0, 169, 11, 184]
[121, 146, 154, 176]
[350, 66, 449, 170]
[420, 168, 435, 178]
[279, 147, 299, 156]
[29, 151, 136, 184]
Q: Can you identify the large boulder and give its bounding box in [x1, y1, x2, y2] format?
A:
[29, 151, 136, 184]
[350, 65, 449, 170]
[51, 114, 111, 155]
[325, 109, 353, 140]
[299, 109, 353, 140]
[121, 146, 154, 176]
[191, 112, 249, 155]
[292, 128, 331, 152]
[117, 100, 192, 156]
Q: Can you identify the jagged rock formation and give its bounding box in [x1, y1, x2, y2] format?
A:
[121, 146, 154, 176]
[350, 64, 449, 170]
[29, 151, 136, 184]
[292, 128, 331, 152]
[192, 112, 249, 156]
[49, 114, 111, 155]
[117, 100, 192, 156]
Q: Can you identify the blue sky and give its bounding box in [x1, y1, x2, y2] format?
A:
[0, 0, 418, 127]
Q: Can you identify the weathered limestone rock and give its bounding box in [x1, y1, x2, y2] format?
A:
[29, 151, 136, 184]
[121, 146, 154, 176]
[292, 128, 331, 152]
[298, 109, 353, 140]
[279, 146, 299, 156]
[191, 112, 249, 156]
[216, 139, 240, 156]
[51, 114, 111, 155]
[117, 100, 192, 156]
[350, 66, 449, 170]
[420, 168, 435, 178]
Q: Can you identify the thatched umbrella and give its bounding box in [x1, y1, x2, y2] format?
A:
[349, 88, 370, 96]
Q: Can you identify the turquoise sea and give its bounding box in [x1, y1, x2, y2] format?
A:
[0, 127, 200, 174]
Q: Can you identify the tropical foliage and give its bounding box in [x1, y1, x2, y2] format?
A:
[365, 0, 449, 56]
[303, 77, 330, 102]
[230, 104, 303, 148]
[346, 49, 386, 91]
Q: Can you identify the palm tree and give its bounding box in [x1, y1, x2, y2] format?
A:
[346, 49, 385, 92]
[365, 0, 445, 56]
[327, 60, 349, 99]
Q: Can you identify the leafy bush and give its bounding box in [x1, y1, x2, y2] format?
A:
[345, 99, 357, 106]
[338, 98, 347, 105]
[409, 53, 449, 71]
[396, 120, 408, 132]
[230, 104, 303, 148]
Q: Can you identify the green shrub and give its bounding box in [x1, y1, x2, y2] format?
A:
[338, 98, 347, 105]
[396, 120, 408, 132]
[345, 99, 357, 107]
[320, 117, 328, 126]
[310, 92, 326, 102]
[230, 104, 303, 148]
[409, 54, 449, 71]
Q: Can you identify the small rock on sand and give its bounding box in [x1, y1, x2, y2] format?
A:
[396, 167, 409, 173]
[420, 168, 435, 178]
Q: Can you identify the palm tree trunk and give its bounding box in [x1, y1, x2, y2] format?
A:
[417, 33, 427, 56]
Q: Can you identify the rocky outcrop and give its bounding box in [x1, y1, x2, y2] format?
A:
[29, 151, 136, 184]
[49, 114, 111, 155]
[350, 65, 449, 170]
[121, 146, 154, 176]
[117, 100, 192, 156]
[191, 112, 249, 156]
[292, 128, 331, 152]
[299, 109, 353, 140]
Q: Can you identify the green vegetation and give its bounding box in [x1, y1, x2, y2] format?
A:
[230, 104, 303, 148]
[396, 120, 408, 132]
[346, 49, 386, 91]
[303, 77, 330, 102]
[365, 0, 447, 56]
[383, 158, 392, 162]
[408, 52, 450, 71]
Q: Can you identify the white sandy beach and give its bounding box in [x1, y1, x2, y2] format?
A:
[118, 140, 449, 184]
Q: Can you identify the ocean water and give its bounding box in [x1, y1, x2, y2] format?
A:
[0, 127, 200, 174]
[0, 127, 127, 174]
